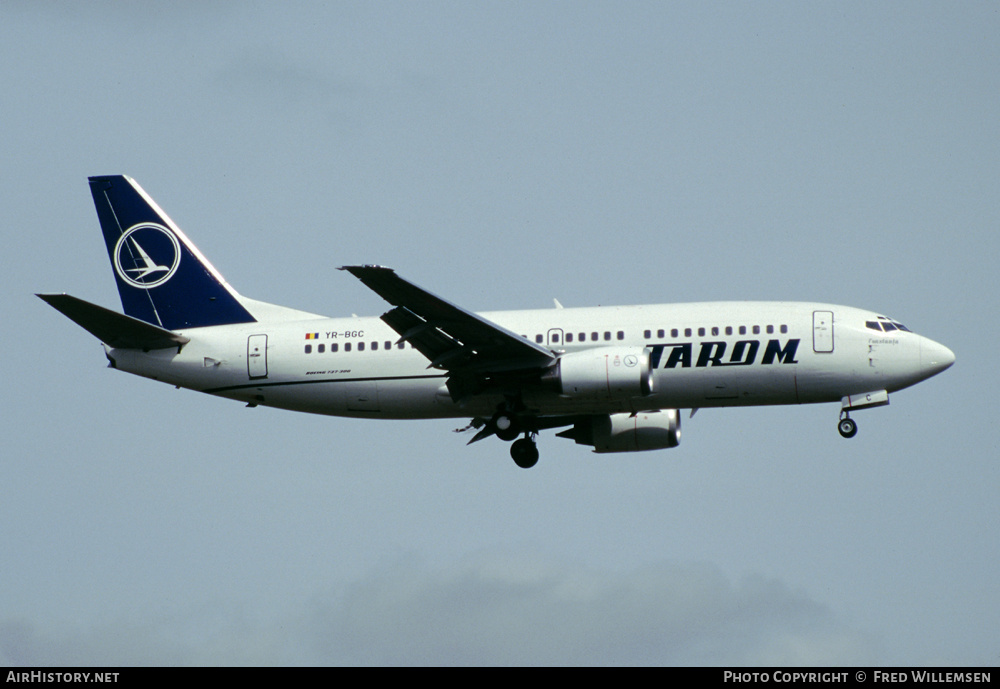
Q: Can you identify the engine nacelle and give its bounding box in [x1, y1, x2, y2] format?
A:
[558, 410, 681, 453]
[547, 347, 654, 399]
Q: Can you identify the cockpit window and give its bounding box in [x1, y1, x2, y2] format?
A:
[868, 317, 912, 333]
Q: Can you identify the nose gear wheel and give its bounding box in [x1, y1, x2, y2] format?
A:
[838, 412, 858, 438]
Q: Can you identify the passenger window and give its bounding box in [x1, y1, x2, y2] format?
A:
[358, 342, 365, 351]
[684, 328, 692, 337]
[579, 333, 586, 342]
[304, 344, 312, 354]
[739, 326, 746, 335]
[318, 344, 325, 353]
[604, 331, 611, 341]
[331, 343, 339, 352]
[345, 343, 352, 352]
[385, 341, 392, 350]
[397, 342, 404, 350]
[671, 329, 678, 338]
[371, 341, 378, 351]
[711, 327, 719, 336]
[617, 331, 624, 341]
[644, 329, 651, 339]
[780, 325, 788, 334]
[658, 329, 666, 338]
[552, 333, 560, 343]
[698, 327, 705, 337]
[753, 325, 760, 335]
[566, 333, 574, 343]
[725, 326, 732, 336]
[591, 332, 599, 341]
[535, 334, 543, 343]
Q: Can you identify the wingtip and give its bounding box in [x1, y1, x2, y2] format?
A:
[340, 264, 396, 275]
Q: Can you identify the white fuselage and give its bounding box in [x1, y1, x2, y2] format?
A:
[44, 175, 955, 464]
[106, 301, 952, 421]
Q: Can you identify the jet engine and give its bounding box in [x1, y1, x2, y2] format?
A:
[557, 410, 681, 453]
[545, 347, 654, 399]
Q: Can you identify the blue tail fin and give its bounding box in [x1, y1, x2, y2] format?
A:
[89, 175, 256, 330]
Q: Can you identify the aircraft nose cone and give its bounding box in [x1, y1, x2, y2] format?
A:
[920, 337, 955, 377]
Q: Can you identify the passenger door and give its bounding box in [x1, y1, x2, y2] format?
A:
[813, 311, 834, 353]
[247, 334, 268, 379]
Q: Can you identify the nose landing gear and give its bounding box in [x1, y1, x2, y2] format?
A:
[837, 390, 889, 439]
[838, 412, 858, 438]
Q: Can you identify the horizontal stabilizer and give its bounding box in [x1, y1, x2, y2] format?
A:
[37, 293, 190, 350]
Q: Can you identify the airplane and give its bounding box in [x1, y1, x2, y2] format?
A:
[38, 175, 955, 468]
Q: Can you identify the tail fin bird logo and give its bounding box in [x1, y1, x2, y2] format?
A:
[113, 223, 180, 289]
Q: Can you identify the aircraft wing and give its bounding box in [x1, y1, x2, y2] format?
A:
[340, 266, 556, 380]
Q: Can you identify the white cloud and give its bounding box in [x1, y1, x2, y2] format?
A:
[1, 553, 876, 666]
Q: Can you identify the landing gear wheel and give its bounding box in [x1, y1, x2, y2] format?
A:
[510, 437, 539, 469]
[838, 417, 858, 438]
[493, 413, 520, 442]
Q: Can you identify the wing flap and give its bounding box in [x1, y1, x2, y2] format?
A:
[380, 304, 463, 366]
[341, 265, 555, 372]
[37, 293, 190, 350]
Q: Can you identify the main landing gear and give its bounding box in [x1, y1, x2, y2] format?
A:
[838, 411, 858, 439]
[510, 435, 540, 469]
[490, 404, 540, 468]
[493, 413, 521, 442]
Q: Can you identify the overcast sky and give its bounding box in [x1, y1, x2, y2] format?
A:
[2, 2, 997, 666]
